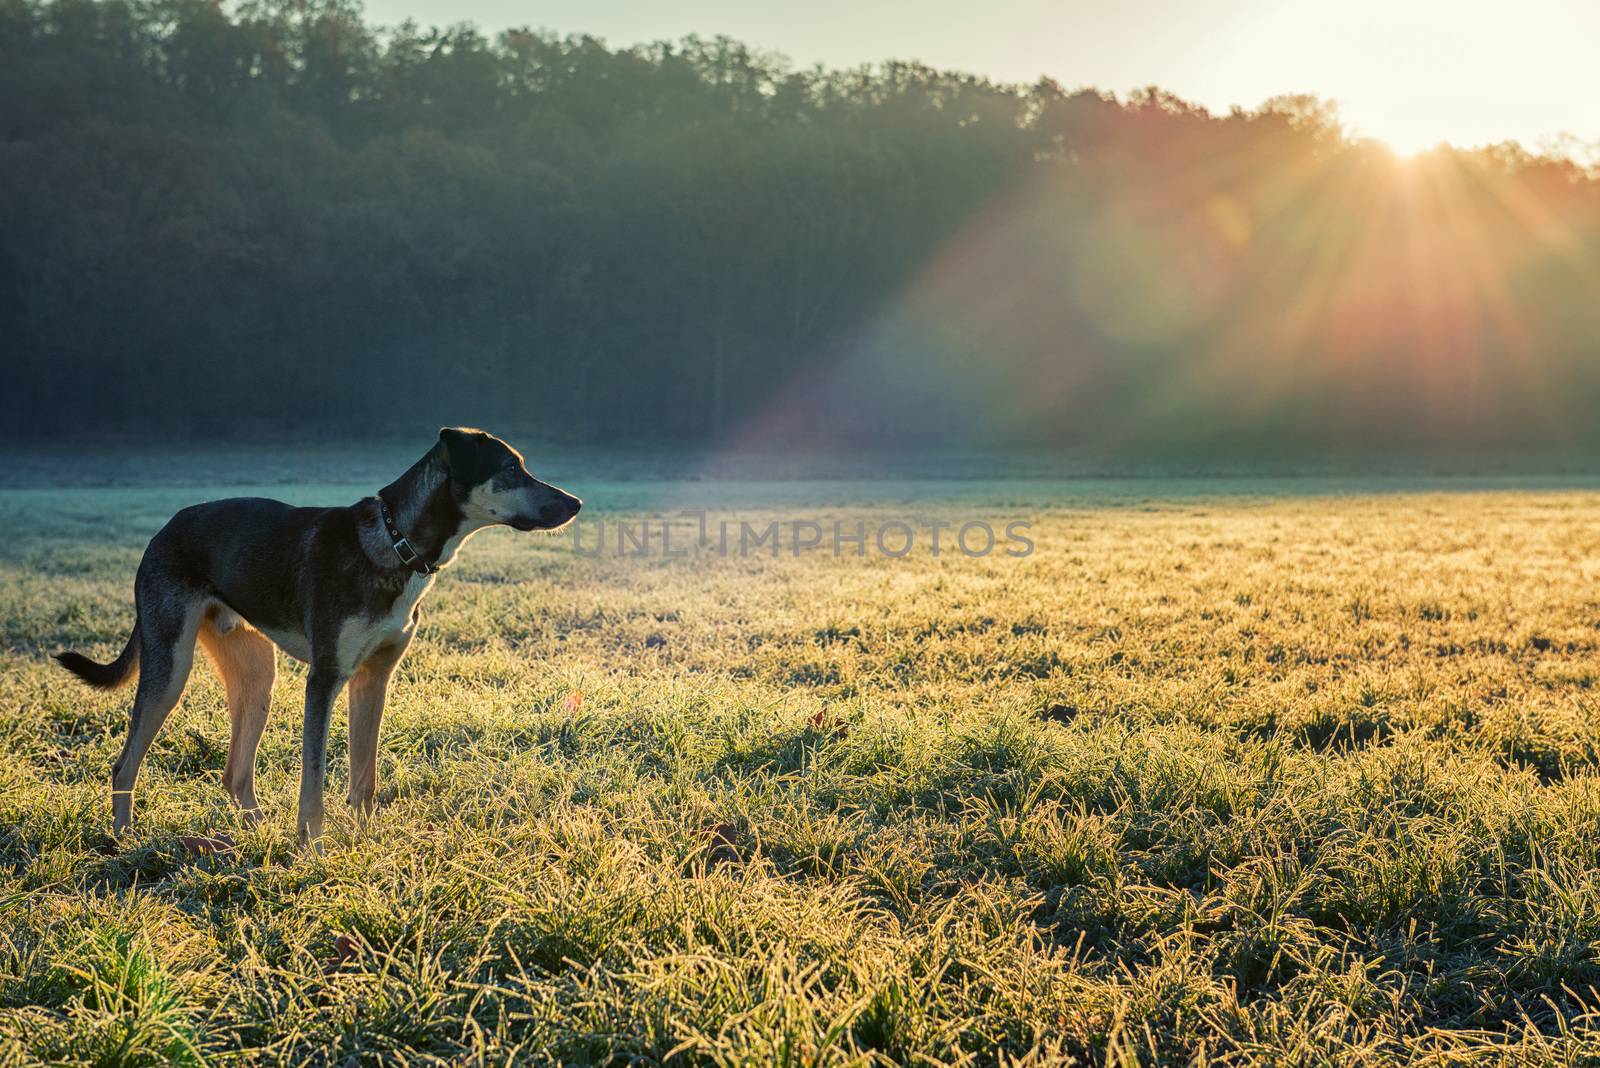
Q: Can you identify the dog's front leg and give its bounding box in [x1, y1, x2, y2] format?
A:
[347, 639, 408, 815]
[299, 664, 349, 845]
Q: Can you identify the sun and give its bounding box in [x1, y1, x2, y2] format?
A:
[1359, 121, 1444, 159]
[1206, 0, 1600, 156]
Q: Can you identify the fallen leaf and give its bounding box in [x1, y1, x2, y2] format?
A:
[808, 709, 849, 739]
[323, 933, 359, 975]
[1041, 703, 1079, 725]
[179, 834, 235, 858]
[563, 691, 584, 712]
[706, 822, 739, 862]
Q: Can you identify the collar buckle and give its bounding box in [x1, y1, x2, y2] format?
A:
[392, 536, 421, 567]
[377, 495, 437, 575]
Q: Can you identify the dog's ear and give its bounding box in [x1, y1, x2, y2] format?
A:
[438, 427, 496, 486]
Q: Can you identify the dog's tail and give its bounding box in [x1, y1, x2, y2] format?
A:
[54, 625, 140, 690]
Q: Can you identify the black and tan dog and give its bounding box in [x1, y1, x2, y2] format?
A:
[54, 428, 580, 843]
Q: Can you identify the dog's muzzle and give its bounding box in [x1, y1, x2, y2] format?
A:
[514, 495, 581, 531]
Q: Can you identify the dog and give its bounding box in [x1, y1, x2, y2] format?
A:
[54, 427, 581, 843]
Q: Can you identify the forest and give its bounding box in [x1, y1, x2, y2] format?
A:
[3, 0, 1600, 447]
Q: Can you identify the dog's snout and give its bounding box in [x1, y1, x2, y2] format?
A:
[537, 494, 581, 526]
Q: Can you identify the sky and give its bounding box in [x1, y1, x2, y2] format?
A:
[357, 0, 1600, 157]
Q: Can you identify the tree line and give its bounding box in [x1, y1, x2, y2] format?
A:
[3, 0, 1599, 448]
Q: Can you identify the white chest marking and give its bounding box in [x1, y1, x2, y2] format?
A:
[336, 572, 432, 673]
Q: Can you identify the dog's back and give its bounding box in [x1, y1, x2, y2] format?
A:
[150, 498, 330, 632]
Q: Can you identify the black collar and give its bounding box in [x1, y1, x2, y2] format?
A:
[376, 493, 439, 575]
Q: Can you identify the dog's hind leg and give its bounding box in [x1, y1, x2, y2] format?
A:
[347, 640, 409, 816]
[198, 613, 276, 820]
[111, 592, 202, 834]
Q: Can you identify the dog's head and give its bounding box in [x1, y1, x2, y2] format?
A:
[438, 427, 582, 532]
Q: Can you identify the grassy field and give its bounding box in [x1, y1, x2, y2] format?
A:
[9, 458, 1600, 1064]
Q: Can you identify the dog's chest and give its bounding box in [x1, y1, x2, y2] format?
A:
[337, 573, 431, 672]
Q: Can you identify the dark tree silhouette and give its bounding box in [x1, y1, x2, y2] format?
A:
[2, 0, 1599, 449]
